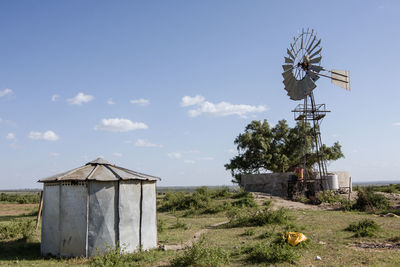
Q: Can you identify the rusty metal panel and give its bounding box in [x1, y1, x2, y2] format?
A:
[41, 184, 60, 256]
[140, 181, 157, 250]
[88, 181, 117, 257]
[59, 183, 88, 257]
[119, 180, 141, 253]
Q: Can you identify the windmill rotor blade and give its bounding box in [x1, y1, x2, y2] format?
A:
[306, 70, 320, 82]
[303, 75, 317, 95]
[286, 48, 295, 60]
[282, 69, 294, 80]
[307, 36, 316, 52]
[309, 56, 322, 64]
[308, 39, 321, 55]
[331, 70, 350, 91]
[285, 57, 294, 64]
[282, 64, 293, 72]
[309, 48, 322, 59]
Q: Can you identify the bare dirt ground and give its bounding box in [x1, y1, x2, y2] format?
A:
[251, 192, 333, 210]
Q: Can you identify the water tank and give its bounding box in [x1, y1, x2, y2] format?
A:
[326, 174, 339, 190]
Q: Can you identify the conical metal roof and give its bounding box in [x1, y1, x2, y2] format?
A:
[38, 157, 161, 182]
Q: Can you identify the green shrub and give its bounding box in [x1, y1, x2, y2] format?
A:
[231, 189, 251, 199]
[211, 187, 232, 199]
[157, 219, 166, 233]
[158, 191, 211, 212]
[226, 206, 291, 228]
[0, 193, 41, 204]
[201, 202, 232, 215]
[170, 219, 188, 230]
[241, 229, 255, 236]
[345, 219, 381, 237]
[90, 246, 160, 267]
[316, 190, 341, 204]
[170, 239, 230, 267]
[353, 187, 390, 212]
[232, 196, 257, 208]
[243, 242, 298, 264]
[340, 199, 354, 211]
[0, 219, 35, 241]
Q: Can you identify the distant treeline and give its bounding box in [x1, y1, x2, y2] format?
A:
[0, 192, 41, 204]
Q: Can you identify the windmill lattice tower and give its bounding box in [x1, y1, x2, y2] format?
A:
[282, 28, 350, 190]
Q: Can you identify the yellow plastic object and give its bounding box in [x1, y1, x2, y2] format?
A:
[286, 232, 307, 246]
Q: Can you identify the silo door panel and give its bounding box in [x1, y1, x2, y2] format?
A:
[59, 184, 88, 257]
[88, 181, 117, 257]
[119, 181, 141, 252]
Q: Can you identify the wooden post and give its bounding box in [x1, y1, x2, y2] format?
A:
[348, 176, 351, 201]
[36, 191, 43, 230]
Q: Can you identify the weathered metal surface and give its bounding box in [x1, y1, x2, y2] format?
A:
[41, 184, 60, 256]
[59, 183, 87, 257]
[140, 181, 157, 250]
[39, 158, 160, 182]
[119, 181, 141, 253]
[88, 181, 117, 257]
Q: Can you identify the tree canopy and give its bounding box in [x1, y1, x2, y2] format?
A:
[225, 119, 344, 184]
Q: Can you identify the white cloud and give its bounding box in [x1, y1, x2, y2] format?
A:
[51, 94, 60, 101]
[67, 92, 94, 105]
[6, 133, 15, 140]
[392, 122, 400, 126]
[94, 118, 148, 132]
[130, 98, 149, 106]
[181, 95, 205, 107]
[28, 130, 59, 141]
[50, 152, 60, 157]
[107, 98, 115, 105]
[168, 152, 182, 159]
[181, 95, 268, 118]
[113, 152, 122, 157]
[184, 159, 195, 164]
[0, 88, 13, 97]
[135, 139, 163, 148]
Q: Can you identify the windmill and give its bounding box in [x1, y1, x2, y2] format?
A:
[282, 28, 350, 191]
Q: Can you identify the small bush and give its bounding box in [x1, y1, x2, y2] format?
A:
[316, 190, 341, 204]
[157, 219, 166, 233]
[0, 219, 35, 241]
[90, 246, 160, 267]
[158, 191, 210, 212]
[231, 189, 251, 199]
[232, 196, 257, 208]
[170, 239, 230, 267]
[340, 199, 354, 211]
[353, 187, 390, 212]
[226, 206, 291, 228]
[201, 202, 232, 215]
[211, 187, 232, 199]
[170, 219, 188, 230]
[244, 242, 298, 264]
[345, 219, 381, 237]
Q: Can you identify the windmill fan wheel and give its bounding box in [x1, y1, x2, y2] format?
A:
[282, 29, 323, 100]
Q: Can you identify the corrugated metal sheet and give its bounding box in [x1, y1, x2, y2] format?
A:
[88, 182, 117, 257]
[41, 184, 60, 256]
[140, 181, 157, 250]
[38, 158, 160, 182]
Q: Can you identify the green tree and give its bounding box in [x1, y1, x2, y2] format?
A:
[225, 119, 344, 184]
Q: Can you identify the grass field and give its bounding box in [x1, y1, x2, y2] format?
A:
[0, 188, 399, 266]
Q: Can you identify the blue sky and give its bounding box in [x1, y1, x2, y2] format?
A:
[0, 1, 399, 189]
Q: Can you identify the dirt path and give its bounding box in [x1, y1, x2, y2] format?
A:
[160, 220, 228, 251]
[251, 192, 335, 211]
